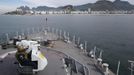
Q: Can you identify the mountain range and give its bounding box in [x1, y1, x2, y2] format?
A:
[16, 0, 134, 11]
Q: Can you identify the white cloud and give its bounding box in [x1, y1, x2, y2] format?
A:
[22, 0, 134, 7]
[1, 0, 134, 14]
[0, 5, 16, 14]
[22, 0, 98, 7]
[23, 0, 55, 7]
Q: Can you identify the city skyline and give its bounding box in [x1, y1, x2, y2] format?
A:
[0, 0, 134, 14]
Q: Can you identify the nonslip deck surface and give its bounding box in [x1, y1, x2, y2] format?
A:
[0, 48, 67, 75]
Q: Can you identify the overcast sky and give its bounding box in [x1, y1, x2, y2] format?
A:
[0, 0, 134, 13]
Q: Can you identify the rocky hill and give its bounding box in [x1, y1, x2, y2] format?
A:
[5, 0, 134, 14]
[30, 0, 134, 11]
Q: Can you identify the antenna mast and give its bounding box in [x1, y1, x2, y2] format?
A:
[116, 60, 120, 75]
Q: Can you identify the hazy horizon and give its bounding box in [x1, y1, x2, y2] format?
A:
[0, 0, 134, 14]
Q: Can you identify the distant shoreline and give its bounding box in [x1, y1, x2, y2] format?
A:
[2, 14, 134, 16]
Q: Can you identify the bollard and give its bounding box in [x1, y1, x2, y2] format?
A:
[79, 44, 84, 50]
[97, 58, 102, 65]
[102, 63, 109, 75]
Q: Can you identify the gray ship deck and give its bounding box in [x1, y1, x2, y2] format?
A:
[0, 32, 115, 75]
[0, 48, 68, 75]
[28, 32, 115, 75]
